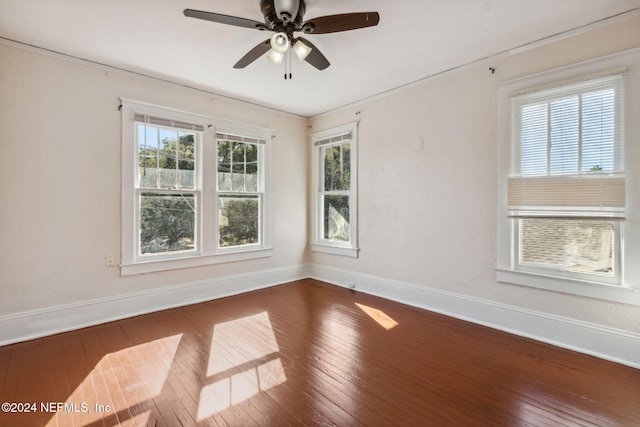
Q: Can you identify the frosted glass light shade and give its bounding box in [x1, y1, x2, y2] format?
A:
[270, 32, 289, 54]
[267, 49, 284, 64]
[292, 40, 312, 61]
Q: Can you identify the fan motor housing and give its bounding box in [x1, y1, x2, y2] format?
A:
[261, 0, 306, 30]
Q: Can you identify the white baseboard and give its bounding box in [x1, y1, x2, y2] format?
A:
[3, 263, 638, 370]
[0, 264, 310, 347]
[308, 264, 640, 369]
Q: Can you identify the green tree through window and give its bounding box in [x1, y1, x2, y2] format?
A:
[217, 138, 261, 248]
[138, 126, 197, 255]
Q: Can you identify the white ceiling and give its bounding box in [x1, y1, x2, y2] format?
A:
[1, 0, 639, 117]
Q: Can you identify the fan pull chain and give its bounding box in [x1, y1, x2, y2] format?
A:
[284, 48, 292, 80]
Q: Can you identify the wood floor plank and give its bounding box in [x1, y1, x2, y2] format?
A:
[1, 279, 639, 426]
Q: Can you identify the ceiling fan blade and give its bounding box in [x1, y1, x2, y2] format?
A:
[296, 37, 330, 70]
[302, 12, 379, 34]
[184, 9, 266, 30]
[233, 39, 272, 69]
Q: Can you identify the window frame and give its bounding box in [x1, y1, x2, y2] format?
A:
[215, 132, 266, 254]
[310, 122, 359, 258]
[135, 120, 202, 261]
[513, 218, 623, 285]
[496, 49, 640, 304]
[120, 99, 272, 275]
[508, 72, 625, 285]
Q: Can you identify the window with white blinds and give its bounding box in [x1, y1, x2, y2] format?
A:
[508, 72, 625, 219]
[496, 49, 640, 298]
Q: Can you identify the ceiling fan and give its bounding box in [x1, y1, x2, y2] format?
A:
[183, 0, 380, 71]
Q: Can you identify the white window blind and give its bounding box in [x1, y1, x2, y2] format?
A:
[314, 132, 352, 147]
[134, 113, 205, 132]
[508, 72, 625, 219]
[216, 132, 266, 145]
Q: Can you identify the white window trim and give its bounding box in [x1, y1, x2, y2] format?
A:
[120, 99, 272, 275]
[496, 48, 640, 305]
[310, 122, 359, 258]
[215, 128, 271, 254]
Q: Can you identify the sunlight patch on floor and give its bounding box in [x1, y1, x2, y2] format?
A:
[46, 334, 182, 427]
[206, 311, 279, 376]
[197, 311, 286, 421]
[355, 303, 399, 330]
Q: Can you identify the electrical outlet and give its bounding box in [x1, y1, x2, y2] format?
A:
[106, 255, 115, 267]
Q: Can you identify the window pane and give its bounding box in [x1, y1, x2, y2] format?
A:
[244, 143, 259, 192]
[521, 103, 548, 176]
[323, 143, 350, 191]
[139, 192, 195, 255]
[159, 129, 178, 189]
[218, 195, 259, 248]
[138, 125, 197, 190]
[582, 88, 615, 172]
[519, 87, 617, 176]
[323, 195, 350, 242]
[138, 125, 159, 188]
[520, 219, 614, 276]
[217, 140, 259, 192]
[217, 140, 232, 191]
[550, 97, 579, 174]
[177, 132, 195, 189]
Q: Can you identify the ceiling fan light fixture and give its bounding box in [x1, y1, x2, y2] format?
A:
[267, 49, 285, 64]
[292, 40, 312, 61]
[183, 4, 379, 71]
[270, 32, 289, 54]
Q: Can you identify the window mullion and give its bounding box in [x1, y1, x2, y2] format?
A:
[175, 130, 180, 188]
[219, 190, 260, 196]
[229, 142, 234, 191]
[244, 144, 247, 192]
[156, 126, 160, 188]
[340, 144, 344, 185]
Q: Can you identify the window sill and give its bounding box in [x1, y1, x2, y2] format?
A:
[120, 248, 272, 276]
[495, 268, 640, 306]
[310, 244, 359, 258]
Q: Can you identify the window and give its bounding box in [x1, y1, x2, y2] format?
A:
[508, 73, 625, 284]
[311, 123, 358, 257]
[496, 48, 640, 303]
[136, 114, 201, 258]
[121, 100, 272, 275]
[216, 133, 265, 250]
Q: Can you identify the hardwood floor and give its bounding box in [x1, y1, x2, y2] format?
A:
[1, 279, 638, 426]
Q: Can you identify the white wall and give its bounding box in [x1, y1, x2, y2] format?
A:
[0, 43, 308, 317]
[309, 15, 640, 335]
